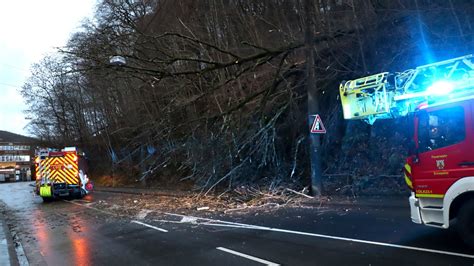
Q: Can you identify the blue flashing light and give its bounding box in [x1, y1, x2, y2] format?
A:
[426, 80, 454, 96]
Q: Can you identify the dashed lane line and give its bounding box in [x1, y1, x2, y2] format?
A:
[216, 247, 280, 266]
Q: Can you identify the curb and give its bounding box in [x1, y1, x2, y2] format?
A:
[94, 187, 188, 198]
[319, 196, 408, 209]
[0, 214, 19, 266]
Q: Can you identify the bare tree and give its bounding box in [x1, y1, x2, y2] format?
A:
[21, 0, 474, 194]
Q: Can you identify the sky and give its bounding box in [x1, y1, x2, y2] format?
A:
[0, 0, 96, 136]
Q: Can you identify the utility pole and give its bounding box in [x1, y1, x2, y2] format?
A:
[305, 0, 323, 196]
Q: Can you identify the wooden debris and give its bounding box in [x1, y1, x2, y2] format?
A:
[285, 188, 314, 199]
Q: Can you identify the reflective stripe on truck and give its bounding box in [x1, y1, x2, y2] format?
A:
[36, 153, 79, 185]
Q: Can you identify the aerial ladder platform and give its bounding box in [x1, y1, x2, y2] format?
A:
[339, 54, 474, 124]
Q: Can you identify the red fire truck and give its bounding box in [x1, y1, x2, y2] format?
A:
[339, 54, 474, 246]
[35, 147, 93, 202]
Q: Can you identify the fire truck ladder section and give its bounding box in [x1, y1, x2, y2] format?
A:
[340, 54, 474, 124]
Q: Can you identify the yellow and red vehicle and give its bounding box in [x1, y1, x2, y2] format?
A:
[35, 147, 93, 201]
[339, 54, 474, 247]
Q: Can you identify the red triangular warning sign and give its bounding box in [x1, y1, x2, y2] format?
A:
[310, 114, 326, 134]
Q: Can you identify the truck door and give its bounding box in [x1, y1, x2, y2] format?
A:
[412, 102, 473, 197]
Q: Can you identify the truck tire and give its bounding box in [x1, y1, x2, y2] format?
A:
[457, 199, 474, 248]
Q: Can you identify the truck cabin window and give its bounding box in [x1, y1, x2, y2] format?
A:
[418, 106, 465, 153]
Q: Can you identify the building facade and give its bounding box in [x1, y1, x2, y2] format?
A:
[0, 131, 36, 182]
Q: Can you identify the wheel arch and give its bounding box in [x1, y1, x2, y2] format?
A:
[444, 176, 474, 227]
[449, 191, 474, 220]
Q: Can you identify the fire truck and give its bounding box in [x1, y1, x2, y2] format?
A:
[35, 147, 93, 202]
[339, 54, 474, 247]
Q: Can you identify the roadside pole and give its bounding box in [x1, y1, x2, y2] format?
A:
[305, 0, 323, 196]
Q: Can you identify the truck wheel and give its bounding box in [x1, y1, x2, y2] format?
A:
[457, 199, 474, 248]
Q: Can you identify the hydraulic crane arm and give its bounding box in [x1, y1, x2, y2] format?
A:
[339, 54, 474, 124]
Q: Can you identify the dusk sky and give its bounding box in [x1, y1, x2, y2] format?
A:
[0, 0, 96, 136]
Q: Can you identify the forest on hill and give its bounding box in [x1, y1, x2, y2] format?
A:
[21, 0, 473, 195]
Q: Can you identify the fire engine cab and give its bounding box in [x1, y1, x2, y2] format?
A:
[339, 54, 474, 247]
[35, 147, 93, 202]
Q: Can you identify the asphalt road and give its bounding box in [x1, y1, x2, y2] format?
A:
[0, 182, 472, 266]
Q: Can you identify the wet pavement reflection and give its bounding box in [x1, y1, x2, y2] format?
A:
[0, 182, 103, 265]
[0, 182, 472, 266]
[71, 238, 90, 266]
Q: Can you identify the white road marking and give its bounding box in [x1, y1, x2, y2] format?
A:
[162, 213, 268, 228]
[65, 201, 169, 233]
[65, 200, 118, 216]
[216, 247, 280, 266]
[64, 203, 474, 259]
[131, 220, 168, 233]
[162, 212, 474, 259]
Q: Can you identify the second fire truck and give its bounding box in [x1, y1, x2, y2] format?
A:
[35, 147, 93, 202]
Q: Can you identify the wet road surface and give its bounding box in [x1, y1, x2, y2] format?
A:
[0, 182, 473, 265]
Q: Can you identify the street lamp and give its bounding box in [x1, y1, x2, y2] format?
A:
[109, 55, 127, 66]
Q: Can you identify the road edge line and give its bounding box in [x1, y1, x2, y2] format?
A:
[162, 212, 474, 259]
